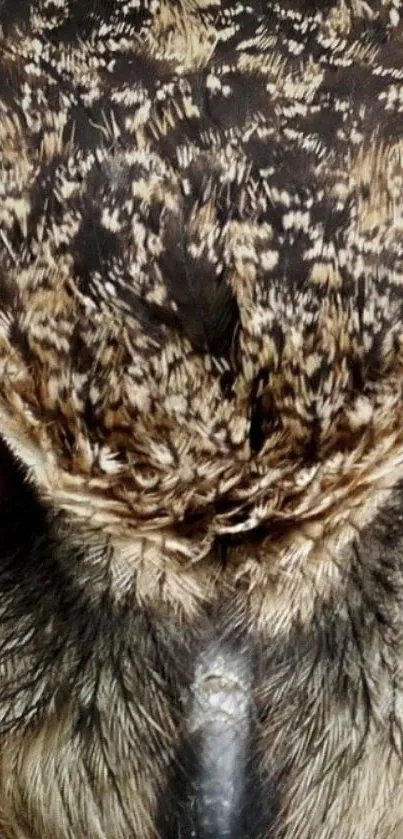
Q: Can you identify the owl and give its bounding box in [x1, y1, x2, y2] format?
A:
[1, 0, 403, 837]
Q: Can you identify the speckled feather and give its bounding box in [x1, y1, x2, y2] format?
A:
[2, 2, 403, 838]
[2, 0, 403, 562]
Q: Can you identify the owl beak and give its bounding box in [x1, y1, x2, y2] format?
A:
[187, 645, 252, 838]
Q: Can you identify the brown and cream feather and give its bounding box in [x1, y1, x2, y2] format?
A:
[1, 1, 403, 836]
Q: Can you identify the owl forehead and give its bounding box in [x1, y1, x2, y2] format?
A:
[1, 0, 402, 326]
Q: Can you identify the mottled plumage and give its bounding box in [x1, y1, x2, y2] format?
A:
[1, 0, 403, 837]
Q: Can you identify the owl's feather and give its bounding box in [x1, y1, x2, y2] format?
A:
[1, 0, 403, 567]
[1, 2, 403, 838]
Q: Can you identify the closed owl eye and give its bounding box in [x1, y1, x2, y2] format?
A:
[0, 436, 21, 511]
[0, 442, 7, 506]
[0, 436, 45, 557]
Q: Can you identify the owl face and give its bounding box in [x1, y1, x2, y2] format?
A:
[1, 1, 403, 837]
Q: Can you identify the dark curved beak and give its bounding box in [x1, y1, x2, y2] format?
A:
[187, 645, 253, 838]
